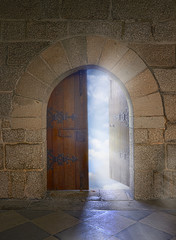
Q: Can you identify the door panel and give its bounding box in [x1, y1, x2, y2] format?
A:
[47, 71, 88, 190]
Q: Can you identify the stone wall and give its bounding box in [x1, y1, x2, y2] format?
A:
[0, 0, 176, 199]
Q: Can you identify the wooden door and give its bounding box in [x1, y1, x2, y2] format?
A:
[47, 70, 88, 190]
[109, 79, 130, 186]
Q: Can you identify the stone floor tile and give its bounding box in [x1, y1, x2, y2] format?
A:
[64, 210, 107, 220]
[164, 210, 176, 216]
[108, 236, 120, 240]
[140, 211, 176, 235]
[117, 210, 154, 221]
[33, 210, 80, 235]
[28, 200, 54, 210]
[0, 222, 50, 240]
[115, 222, 172, 240]
[0, 210, 27, 232]
[17, 210, 54, 220]
[85, 211, 135, 235]
[54, 222, 109, 240]
[44, 236, 59, 240]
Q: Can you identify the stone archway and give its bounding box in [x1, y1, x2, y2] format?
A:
[12, 36, 164, 199]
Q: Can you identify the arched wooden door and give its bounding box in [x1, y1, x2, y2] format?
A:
[47, 70, 88, 190]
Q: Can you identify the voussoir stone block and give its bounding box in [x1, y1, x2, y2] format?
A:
[87, 36, 106, 65]
[99, 39, 128, 70]
[165, 124, 176, 142]
[0, 172, 9, 198]
[134, 116, 165, 129]
[0, 145, 3, 169]
[155, 21, 176, 42]
[11, 118, 42, 129]
[112, 49, 146, 84]
[126, 69, 158, 98]
[133, 92, 163, 117]
[2, 129, 25, 143]
[41, 42, 70, 75]
[6, 144, 42, 170]
[11, 171, 25, 199]
[135, 171, 153, 200]
[154, 69, 176, 92]
[167, 144, 176, 170]
[0, 93, 12, 117]
[62, 36, 87, 68]
[25, 171, 46, 199]
[27, 56, 56, 85]
[163, 94, 176, 122]
[2, 21, 25, 41]
[135, 144, 165, 171]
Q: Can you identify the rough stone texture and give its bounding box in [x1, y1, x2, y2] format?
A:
[26, 21, 46, 40]
[10, 171, 25, 199]
[7, 42, 49, 66]
[69, 21, 122, 39]
[25, 171, 46, 199]
[126, 69, 158, 98]
[99, 39, 128, 70]
[167, 145, 176, 170]
[11, 118, 42, 130]
[5, 144, 43, 170]
[163, 94, 176, 122]
[133, 92, 163, 117]
[134, 116, 166, 129]
[148, 129, 164, 144]
[112, 0, 175, 21]
[134, 144, 165, 171]
[112, 49, 146, 84]
[129, 44, 175, 67]
[41, 0, 62, 18]
[153, 171, 164, 199]
[173, 172, 176, 198]
[165, 124, 176, 142]
[26, 129, 43, 142]
[2, 21, 26, 41]
[154, 69, 176, 92]
[155, 21, 176, 42]
[0, 43, 7, 66]
[27, 56, 56, 85]
[123, 22, 153, 42]
[62, 37, 87, 68]
[0, 145, 3, 169]
[41, 42, 70, 75]
[46, 21, 68, 40]
[16, 72, 48, 101]
[0, 172, 9, 198]
[87, 36, 106, 65]
[2, 119, 11, 129]
[61, 0, 110, 20]
[134, 129, 148, 144]
[2, 129, 25, 143]
[135, 171, 153, 200]
[163, 171, 173, 198]
[0, 93, 12, 117]
[12, 96, 42, 118]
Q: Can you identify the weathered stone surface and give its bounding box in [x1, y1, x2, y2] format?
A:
[135, 144, 165, 171]
[87, 36, 106, 65]
[6, 144, 42, 169]
[0, 43, 7, 66]
[112, 49, 146, 84]
[46, 21, 67, 40]
[0, 145, 3, 169]
[126, 69, 158, 98]
[148, 129, 164, 144]
[135, 171, 153, 200]
[25, 171, 46, 198]
[7, 42, 49, 66]
[2, 129, 25, 143]
[61, 0, 110, 20]
[2, 119, 11, 129]
[123, 22, 153, 42]
[27, 21, 46, 40]
[11, 171, 25, 199]
[26, 129, 43, 142]
[0, 172, 9, 198]
[163, 171, 173, 198]
[27, 56, 56, 85]
[129, 44, 175, 67]
[99, 39, 128, 70]
[12, 96, 42, 118]
[134, 129, 148, 144]
[154, 69, 176, 92]
[112, 0, 175, 21]
[134, 116, 165, 129]
[62, 37, 87, 68]
[16, 72, 48, 101]
[153, 171, 164, 199]
[0, 93, 12, 117]
[11, 118, 42, 129]
[133, 92, 163, 117]
[173, 172, 176, 198]
[2, 21, 25, 40]
[69, 21, 122, 39]
[165, 124, 176, 142]
[41, 0, 62, 18]
[163, 94, 176, 122]
[41, 42, 70, 75]
[167, 145, 176, 170]
[155, 21, 176, 42]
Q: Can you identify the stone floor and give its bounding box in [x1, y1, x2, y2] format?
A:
[0, 190, 176, 240]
